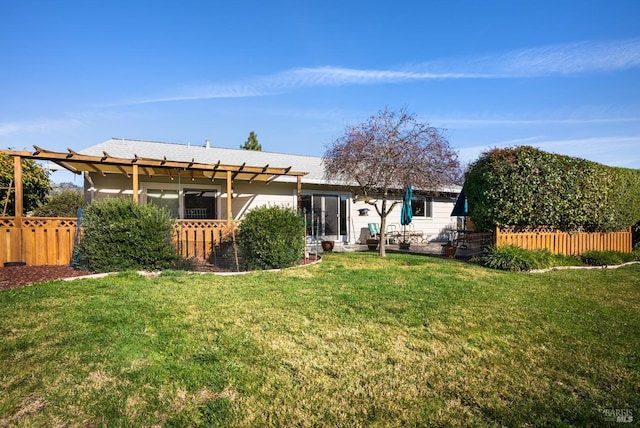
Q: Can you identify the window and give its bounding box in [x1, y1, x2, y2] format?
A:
[411, 197, 433, 218]
[146, 189, 179, 218]
[144, 185, 219, 219]
[184, 189, 217, 219]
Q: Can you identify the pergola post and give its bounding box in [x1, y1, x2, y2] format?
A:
[13, 156, 23, 218]
[13, 155, 24, 263]
[297, 175, 302, 213]
[226, 170, 233, 226]
[132, 164, 139, 203]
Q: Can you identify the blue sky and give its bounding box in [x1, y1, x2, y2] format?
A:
[2, 1, 640, 183]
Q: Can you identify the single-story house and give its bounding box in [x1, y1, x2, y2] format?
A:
[80, 138, 461, 244]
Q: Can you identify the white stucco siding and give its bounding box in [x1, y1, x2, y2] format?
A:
[350, 197, 457, 243]
[231, 182, 297, 220]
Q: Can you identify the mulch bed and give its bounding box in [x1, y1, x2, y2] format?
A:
[0, 254, 321, 290]
[0, 265, 92, 290]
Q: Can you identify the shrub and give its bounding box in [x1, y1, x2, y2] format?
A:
[581, 250, 640, 266]
[237, 205, 305, 270]
[482, 245, 555, 272]
[464, 146, 640, 232]
[552, 254, 584, 267]
[74, 198, 178, 272]
[33, 189, 85, 217]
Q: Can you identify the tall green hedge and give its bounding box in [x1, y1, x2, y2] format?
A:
[464, 146, 640, 232]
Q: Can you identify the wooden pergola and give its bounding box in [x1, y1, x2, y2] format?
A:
[1, 146, 307, 224]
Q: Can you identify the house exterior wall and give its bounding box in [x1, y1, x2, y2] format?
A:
[349, 196, 457, 244]
[83, 172, 458, 244]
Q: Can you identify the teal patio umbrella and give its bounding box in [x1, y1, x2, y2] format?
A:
[400, 185, 413, 243]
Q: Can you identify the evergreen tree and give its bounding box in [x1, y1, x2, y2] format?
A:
[240, 131, 262, 151]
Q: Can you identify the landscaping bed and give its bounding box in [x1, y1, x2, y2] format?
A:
[0, 265, 90, 290]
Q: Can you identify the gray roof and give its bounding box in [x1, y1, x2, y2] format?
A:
[80, 138, 461, 193]
[80, 138, 327, 184]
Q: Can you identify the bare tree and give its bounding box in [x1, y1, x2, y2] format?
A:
[323, 108, 460, 256]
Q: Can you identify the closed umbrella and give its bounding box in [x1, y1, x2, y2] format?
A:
[400, 185, 413, 243]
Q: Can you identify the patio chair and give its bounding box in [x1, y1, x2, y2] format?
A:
[386, 223, 401, 244]
[368, 223, 380, 239]
[408, 223, 424, 243]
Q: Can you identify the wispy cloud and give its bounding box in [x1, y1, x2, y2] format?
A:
[273, 67, 483, 86]
[0, 117, 83, 138]
[126, 67, 483, 104]
[500, 39, 640, 76]
[126, 86, 271, 104]
[126, 38, 640, 105]
[436, 116, 640, 127]
[421, 38, 640, 77]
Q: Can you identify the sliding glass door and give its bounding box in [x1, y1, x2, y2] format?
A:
[301, 194, 348, 241]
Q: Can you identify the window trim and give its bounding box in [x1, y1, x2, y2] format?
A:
[141, 182, 221, 219]
[411, 196, 433, 218]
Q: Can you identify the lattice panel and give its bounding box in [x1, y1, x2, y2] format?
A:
[499, 225, 559, 233]
[22, 217, 77, 229]
[0, 218, 16, 228]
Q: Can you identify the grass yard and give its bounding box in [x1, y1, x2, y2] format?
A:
[1, 253, 639, 426]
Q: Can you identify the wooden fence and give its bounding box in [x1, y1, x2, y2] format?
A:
[1, 217, 78, 266]
[495, 226, 632, 255]
[1, 217, 236, 266]
[173, 220, 238, 261]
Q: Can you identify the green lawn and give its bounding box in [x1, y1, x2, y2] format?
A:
[1, 253, 638, 427]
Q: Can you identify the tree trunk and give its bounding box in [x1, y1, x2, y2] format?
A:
[379, 198, 387, 257]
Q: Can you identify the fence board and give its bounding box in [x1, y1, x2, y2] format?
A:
[174, 220, 236, 261]
[17, 218, 78, 265]
[496, 227, 632, 255]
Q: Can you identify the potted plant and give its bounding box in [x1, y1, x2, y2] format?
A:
[366, 238, 379, 251]
[321, 239, 335, 252]
[442, 240, 456, 258]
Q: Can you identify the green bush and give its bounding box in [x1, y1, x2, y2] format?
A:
[552, 253, 584, 267]
[483, 247, 640, 271]
[464, 146, 640, 232]
[581, 250, 640, 266]
[482, 245, 556, 272]
[74, 198, 178, 272]
[237, 205, 305, 270]
[33, 189, 85, 217]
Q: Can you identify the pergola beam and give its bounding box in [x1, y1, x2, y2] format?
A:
[231, 162, 246, 180]
[7, 147, 306, 181]
[248, 164, 269, 183]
